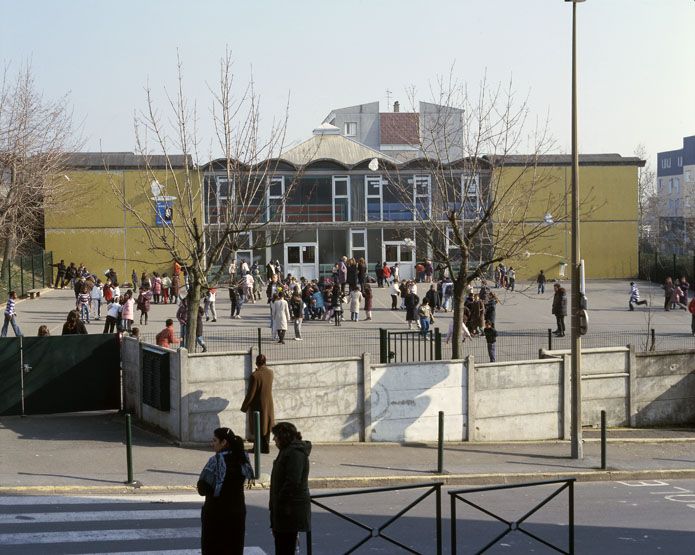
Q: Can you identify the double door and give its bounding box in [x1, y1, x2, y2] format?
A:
[383, 242, 414, 280]
[285, 243, 318, 281]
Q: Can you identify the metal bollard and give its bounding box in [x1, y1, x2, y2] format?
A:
[253, 411, 261, 479]
[257, 327, 262, 354]
[437, 411, 444, 474]
[600, 410, 607, 470]
[125, 414, 135, 484]
[548, 328, 553, 350]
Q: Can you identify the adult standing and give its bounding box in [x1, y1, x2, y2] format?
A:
[271, 292, 291, 344]
[357, 257, 367, 291]
[121, 290, 135, 332]
[338, 256, 348, 293]
[176, 296, 188, 347]
[552, 283, 567, 337]
[382, 262, 391, 285]
[197, 427, 252, 555]
[240, 354, 275, 454]
[664, 277, 675, 311]
[52, 260, 67, 288]
[689, 297, 695, 336]
[289, 292, 304, 341]
[90, 279, 104, 320]
[346, 258, 358, 292]
[375, 261, 384, 288]
[103, 297, 121, 334]
[170, 273, 180, 304]
[389, 280, 400, 310]
[2, 291, 22, 337]
[137, 286, 152, 325]
[229, 284, 241, 319]
[536, 269, 546, 294]
[270, 422, 311, 555]
[404, 286, 420, 329]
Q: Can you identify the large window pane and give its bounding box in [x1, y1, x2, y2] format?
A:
[334, 198, 349, 221]
[383, 180, 413, 221]
[287, 246, 300, 264]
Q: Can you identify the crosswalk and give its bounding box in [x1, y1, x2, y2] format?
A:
[0, 495, 267, 554]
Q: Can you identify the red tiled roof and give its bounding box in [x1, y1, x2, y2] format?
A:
[380, 113, 419, 145]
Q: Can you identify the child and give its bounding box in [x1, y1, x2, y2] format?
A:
[483, 321, 498, 363]
[629, 282, 648, 311]
[418, 299, 433, 337]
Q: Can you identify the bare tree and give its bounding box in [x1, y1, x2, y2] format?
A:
[113, 51, 299, 349]
[387, 76, 563, 358]
[0, 63, 79, 281]
[634, 144, 657, 252]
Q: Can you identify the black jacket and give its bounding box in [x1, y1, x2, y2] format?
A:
[270, 439, 312, 533]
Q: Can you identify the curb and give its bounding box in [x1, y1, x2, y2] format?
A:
[1, 468, 694, 495]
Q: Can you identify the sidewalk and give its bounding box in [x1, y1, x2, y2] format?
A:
[1, 412, 694, 494]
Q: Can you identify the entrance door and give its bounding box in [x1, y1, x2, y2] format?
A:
[383, 242, 414, 280]
[285, 243, 318, 281]
[235, 250, 253, 275]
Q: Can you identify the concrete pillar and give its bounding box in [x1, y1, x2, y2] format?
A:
[466, 355, 475, 441]
[628, 344, 637, 427]
[562, 353, 571, 440]
[178, 347, 189, 442]
[362, 352, 372, 442]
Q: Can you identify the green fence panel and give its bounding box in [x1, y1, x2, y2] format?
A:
[0, 334, 121, 416]
[0, 339, 22, 415]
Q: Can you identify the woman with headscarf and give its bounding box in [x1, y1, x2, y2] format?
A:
[197, 426, 254, 555]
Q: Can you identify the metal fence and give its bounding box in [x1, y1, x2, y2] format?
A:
[0, 250, 53, 300]
[639, 251, 695, 285]
[140, 325, 694, 363]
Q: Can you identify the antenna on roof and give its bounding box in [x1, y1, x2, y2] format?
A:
[385, 89, 392, 110]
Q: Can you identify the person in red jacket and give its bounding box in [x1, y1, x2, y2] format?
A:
[689, 297, 695, 336]
[156, 318, 180, 348]
[382, 262, 391, 285]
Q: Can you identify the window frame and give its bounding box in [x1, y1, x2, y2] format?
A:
[344, 122, 357, 137]
[412, 174, 432, 221]
[332, 175, 351, 222]
[365, 175, 383, 221]
[266, 176, 285, 222]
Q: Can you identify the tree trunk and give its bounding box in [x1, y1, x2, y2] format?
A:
[0, 237, 16, 283]
[451, 254, 470, 359]
[185, 273, 202, 352]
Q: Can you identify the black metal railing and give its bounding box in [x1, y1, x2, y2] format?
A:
[380, 328, 442, 363]
[0, 250, 53, 300]
[307, 482, 443, 555]
[449, 478, 575, 554]
[139, 325, 695, 362]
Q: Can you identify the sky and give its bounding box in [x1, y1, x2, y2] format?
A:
[1, 0, 693, 165]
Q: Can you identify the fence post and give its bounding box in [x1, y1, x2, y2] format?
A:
[31, 255, 35, 289]
[548, 328, 553, 350]
[379, 328, 388, 364]
[450, 492, 457, 555]
[253, 411, 261, 480]
[672, 253, 677, 278]
[435, 484, 442, 555]
[437, 411, 444, 474]
[257, 327, 262, 354]
[650, 328, 656, 351]
[124, 413, 138, 486]
[434, 327, 442, 360]
[600, 410, 607, 470]
[20, 257, 24, 297]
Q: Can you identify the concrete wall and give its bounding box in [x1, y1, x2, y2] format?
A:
[126, 342, 695, 443]
[369, 360, 466, 442]
[633, 350, 695, 426]
[471, 357, 564, 441]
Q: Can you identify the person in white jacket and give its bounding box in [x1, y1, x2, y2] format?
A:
[271, 292, 291, 344]
[349, 285, 364, 321]
[90, 280, 104, 320]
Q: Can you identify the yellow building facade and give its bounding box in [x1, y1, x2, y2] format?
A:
[45, 153, 197, 282]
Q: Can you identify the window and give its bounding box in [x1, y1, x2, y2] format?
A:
[365, 176, 383, 221]
[350, 229, 367, 261]
[669, 178, 673, 193]
[463, 174, 480, 220]
[661, 158, 672, 169]
[266, 176, 285, 222]
[205, 176, 232, 225]
[344, 122, 357, 137]
[411, 175, 431, 220]
[675, 177, 680, 194]
[677, 156, 683, 167]
[685, 170, 693, 182]
[332, 176, 351, 221]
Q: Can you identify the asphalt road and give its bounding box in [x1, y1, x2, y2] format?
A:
[1, 479, 693, 554]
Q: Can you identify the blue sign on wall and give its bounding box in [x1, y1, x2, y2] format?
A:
[155, 200, 174, 226]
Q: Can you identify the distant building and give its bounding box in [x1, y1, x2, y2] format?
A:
[323, 101, 464, 162]
[657, 135, 695, 255]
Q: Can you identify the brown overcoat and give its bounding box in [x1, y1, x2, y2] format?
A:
[240, 365, 275, 439]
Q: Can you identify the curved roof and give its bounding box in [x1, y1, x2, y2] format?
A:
[280, 133, 396, 167]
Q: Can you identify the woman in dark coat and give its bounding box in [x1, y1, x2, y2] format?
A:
[346, 258, 358, 290]
[404, 288, 420, 329]
[270, 422, 312, 555]
[357, 257, 367, 290]
[197, 427, 252, 555]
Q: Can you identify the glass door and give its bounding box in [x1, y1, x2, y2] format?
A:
[285, 243, 318, 281]
[383, 241, 414, 280]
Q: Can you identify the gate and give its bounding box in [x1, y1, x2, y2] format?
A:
[0, 335, 121, 416]
[380, 328, 442, 363]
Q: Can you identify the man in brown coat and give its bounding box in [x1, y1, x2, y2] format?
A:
[241, 354, 275, 454]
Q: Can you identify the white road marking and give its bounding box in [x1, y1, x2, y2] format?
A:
[0, 508, 199, 524]
[0, 527, 200, 545]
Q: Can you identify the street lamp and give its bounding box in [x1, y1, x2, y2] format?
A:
[566, 0, 585, 460]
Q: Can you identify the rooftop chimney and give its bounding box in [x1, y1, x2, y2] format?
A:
[393, 101, 400, 113]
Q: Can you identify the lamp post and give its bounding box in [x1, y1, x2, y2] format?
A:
[567, 0, 585, 460]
